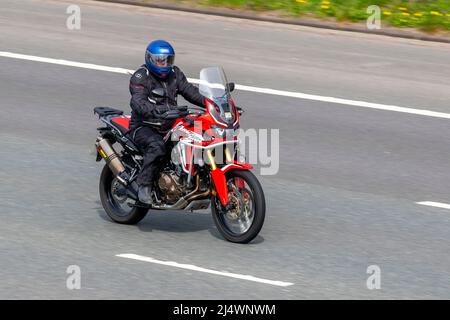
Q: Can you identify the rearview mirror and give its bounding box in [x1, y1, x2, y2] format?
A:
[152, 88, 166, 97]
[227, 82, 235, 92]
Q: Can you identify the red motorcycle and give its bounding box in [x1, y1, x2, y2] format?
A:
[94, 67, 265, 243]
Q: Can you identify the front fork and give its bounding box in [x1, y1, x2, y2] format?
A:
[205, 147, 233, 170]
[206, 147, 251, 207]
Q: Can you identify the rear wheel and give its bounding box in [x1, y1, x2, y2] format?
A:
[99, 164, 148, 224]
[211, 170, 265, 243]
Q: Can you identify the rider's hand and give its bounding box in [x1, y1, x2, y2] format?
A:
[153, 104, 170, 116]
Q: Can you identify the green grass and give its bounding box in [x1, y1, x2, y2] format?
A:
[196, 0, 450, 32]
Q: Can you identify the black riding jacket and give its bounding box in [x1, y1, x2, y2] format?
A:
[129, 65, 205, 130]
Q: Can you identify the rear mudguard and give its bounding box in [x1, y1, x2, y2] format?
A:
[210, 162, 253, 206]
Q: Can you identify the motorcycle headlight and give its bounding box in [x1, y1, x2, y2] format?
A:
[206, 99, 236, 127]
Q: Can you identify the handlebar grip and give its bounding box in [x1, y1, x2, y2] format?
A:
[157, 106, 204, 120]
[162, 110, 182, 120]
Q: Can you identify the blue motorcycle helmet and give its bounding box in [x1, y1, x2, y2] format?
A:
[145, 40, 175, 79]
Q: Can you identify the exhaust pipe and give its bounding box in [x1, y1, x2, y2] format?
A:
[96, 137, 128, 185]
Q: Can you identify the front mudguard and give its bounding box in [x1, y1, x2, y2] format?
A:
[210, 162, 253, 206]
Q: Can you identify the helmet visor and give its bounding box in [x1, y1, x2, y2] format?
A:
[146, 52, 175, 68]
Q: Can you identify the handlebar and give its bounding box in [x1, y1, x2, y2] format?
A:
[157, 104, 245, 120]
[143, 105, 205, 127]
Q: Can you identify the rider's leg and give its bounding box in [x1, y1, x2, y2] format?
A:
[133, 126, 166, 204]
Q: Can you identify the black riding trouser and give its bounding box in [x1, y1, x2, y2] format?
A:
[132, 126, 166, 187]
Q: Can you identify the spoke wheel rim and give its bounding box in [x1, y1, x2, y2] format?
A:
[217, 179, 255, 235]
[108, 178, 135, 217]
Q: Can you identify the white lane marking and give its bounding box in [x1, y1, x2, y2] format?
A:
[0, 51, 133, 74]
[416, 201, 450, 210]
[232, 84, 450, 120]
[1, 51, 449, 120]
[116, 253, 294, 287]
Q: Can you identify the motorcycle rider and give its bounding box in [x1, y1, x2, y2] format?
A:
[129, 40, 205, 204]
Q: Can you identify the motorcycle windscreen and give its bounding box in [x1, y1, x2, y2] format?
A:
[199, 67, 235, 125]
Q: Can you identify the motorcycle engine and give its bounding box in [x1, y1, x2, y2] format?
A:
[157, 170, 185, 204]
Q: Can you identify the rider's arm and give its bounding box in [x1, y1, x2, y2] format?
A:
[129, 67, 156, 118]
[175, 67, 205, 108]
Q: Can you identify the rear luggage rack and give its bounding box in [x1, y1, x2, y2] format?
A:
[94, 106, 124, 117]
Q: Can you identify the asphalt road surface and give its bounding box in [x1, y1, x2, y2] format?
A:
[1, 0, 450, 299]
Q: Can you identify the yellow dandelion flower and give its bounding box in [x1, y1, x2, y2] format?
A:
[322, 0, 330, 4]
[430, 11, 442, 16]
[383, 11, 392, 16]
[398, 7, 408, 11]
[446, 13, 450, 17]
[321, 5, 330, 9]
[296, 0, 306, 3]
[414, 12, 423, 17]
[402, 12, 410, 16]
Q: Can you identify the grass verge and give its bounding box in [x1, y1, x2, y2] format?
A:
[194, 0, 450, 32]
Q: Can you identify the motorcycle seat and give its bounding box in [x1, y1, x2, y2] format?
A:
[109, 116, 143, 153]
[111, 115, 130, 135]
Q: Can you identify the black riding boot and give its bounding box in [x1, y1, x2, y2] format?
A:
[138, 185, 153, 205]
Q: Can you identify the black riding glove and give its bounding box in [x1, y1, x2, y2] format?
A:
[153, 104, 170, 117]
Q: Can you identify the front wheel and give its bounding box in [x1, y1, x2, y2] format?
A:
[99, 164, 148, 224]
[211, 170, 266, 243]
